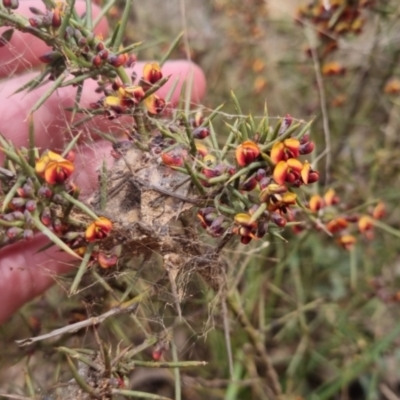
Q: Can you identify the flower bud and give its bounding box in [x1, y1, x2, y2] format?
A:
[23, 229, 34, 241]
[240, 175, 258, 191]
[192, 127, 210, 139]
[11, 211, 25, 221]
[6, 227, 24, 240]
[40, 207, 52, 226]
[39, 51, 62, 64]
[29, 6, 44, 15]
[38, 185, 53, 199]
[98, 49, 109, 60]
[300, 141, 315, 155]
[29, 17, 43, 28]
[92, 54, 102, 67]
[96, 42, 105, 51]
[271, 212, 286, 227]
[3, 0, 19, 9]
[208, 216, 226, 237]
[78, 37, 87, 47]
[51, 8, 62, 28]
[108, 53, 129, 68]
[10, 197, 27, 210]
[25, 199, 37, 212]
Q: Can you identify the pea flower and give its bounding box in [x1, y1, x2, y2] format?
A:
[35, 150, 74, 185]
[85, 217, 113, 242]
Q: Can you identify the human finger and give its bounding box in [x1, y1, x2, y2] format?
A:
[0, 0, 109, 78]
[0, 235, 74, 325]
[0, 61, 206, 155]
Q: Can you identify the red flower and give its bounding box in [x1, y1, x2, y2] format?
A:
[35, 150, 74, 185]
[235, 141, 260, 167]
[85, 217, 113, 242]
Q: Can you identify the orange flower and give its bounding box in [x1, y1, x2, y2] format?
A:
[326, 217, 348, 234]
[161, 150, 185, 167]
[143, 62, 163, 84]
[85, 217, 113, 242]
[270, 138, 300, 164]
[322, 62, 346, 76]
[324, 188, 340, 206]
[273, 158, 302, 185]
[144, 94, 165, 115]
[372, 201, 385, 220]
[358, 215, 374, 240]
[195, 142, 208, 157]
[119, 85, 145, 102]
[384, 78, 400, 95]
[338, 234, 357, 250]
[233, 213, 258, 244]
[267, 192, 297, 212]
[97, 252, 118, 269]
[104, 95, 123, 109]
[309, 194, 324, 212]
[235, 141, 260, 167]
[35, 150, 74, 185]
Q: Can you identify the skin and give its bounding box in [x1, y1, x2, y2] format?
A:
[0, 0, 206, 324]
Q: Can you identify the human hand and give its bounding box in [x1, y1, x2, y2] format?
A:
[0, 0, 206, 324]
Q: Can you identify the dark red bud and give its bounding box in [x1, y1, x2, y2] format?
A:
[29, 17, 43, 28]
[126, 54, 137, 67]
[227, 166, 236, 175]
[38, 186, 53, 199]
[3, 0, 19, 9]
[53, 218, 63, 233]
[78, 37, 87, 47]
[271, 213, 286, 227]
[255, 168, 267, 181]
[39, 51, 62, 64]
[23, 229, 34, 241]
[51, 8, 62, 28]
[98, 49, 109, 60]
[208, 216, 226, 237]
[107, 54, 127, 68]
[10, 197, 26, 210]
[92, 54, 102, 67]
[256, 221, 268, 238]
[259, 176, 272, 189]
[192, 127, 210, 140]
[300, 134, 310, 144]
[6, 227, 23, 240]
[300, 141, 315, 155]
[25, 200, 37, 212]
[240, 176, 258, 191]
[40, 207, 52, 226]
[152, 349, 163, 361]
[96, 42, 105, 51]
[29, 6, 44, 15]
[11, 211, 25, 221]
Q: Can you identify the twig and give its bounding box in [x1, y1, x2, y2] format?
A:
[16, 302, 139, 346]
[306, 26, 331, 185]
[226, 289, 282, 398]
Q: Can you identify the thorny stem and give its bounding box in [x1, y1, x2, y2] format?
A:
[226, 289, 282, 398]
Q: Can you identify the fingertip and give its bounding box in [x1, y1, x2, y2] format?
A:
[0, 1, 109, 77]
[159, 60, 207, 105]
[0, 236, 74, 325]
